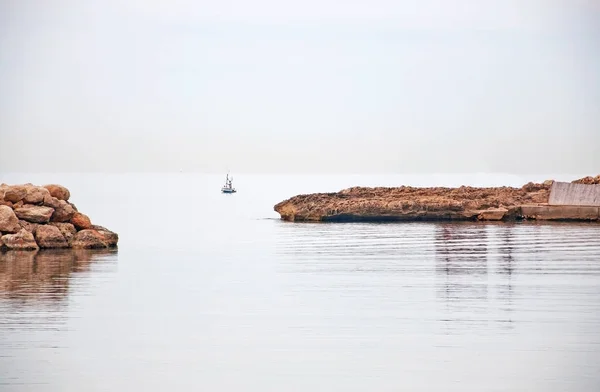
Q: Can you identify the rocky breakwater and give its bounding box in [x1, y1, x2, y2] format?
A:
[572, 175, 600, 185]
[274, 176, 600, 222]
[0, 184, 118, 251]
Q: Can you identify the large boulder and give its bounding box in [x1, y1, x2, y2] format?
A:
[35, 225, 69, 248]
[49, 222, 77, 243]
[0, 205, 21, 233]
[18, 220, 40, 234]
[70, 229, 107, 249]
[71, 212, 92, 230]
[477, 207, 508, 221]
[51, 200, 76, 223]
[43, 184, 70, 201]
[3, 185, 28, 203]
[1, 229, 39, 250]
[14, 205, 55, 224]
[23, 186, 50, 204]
[91, 225, 119, 247]
[42, 194, 62, 209]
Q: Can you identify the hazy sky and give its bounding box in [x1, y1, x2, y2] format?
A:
[1, 0, 599, 173]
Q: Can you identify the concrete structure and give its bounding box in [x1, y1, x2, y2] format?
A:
[520, 205, 599, 221]
[549, 182, 600, 207]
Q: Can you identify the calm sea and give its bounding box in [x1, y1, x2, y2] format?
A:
[1, 173, 599, 392]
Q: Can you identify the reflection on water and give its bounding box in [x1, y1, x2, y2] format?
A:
[0, 248, 119, 391]
[435, 223, 491, 333]
[0, 249, 117, 303]
[2, 217, 600, 391]
[496, 225, 516, 327]
[433, 222, 600, 337]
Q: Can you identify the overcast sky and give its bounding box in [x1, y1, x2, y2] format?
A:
[1, 0, 598, 173]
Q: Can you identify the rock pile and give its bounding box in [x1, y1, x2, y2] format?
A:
[0, 184, 118, 251]
[572, 175, 600, 185]
[274, 175, 600, 222]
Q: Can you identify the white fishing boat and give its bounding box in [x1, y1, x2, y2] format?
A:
[221, 172, 236, 193]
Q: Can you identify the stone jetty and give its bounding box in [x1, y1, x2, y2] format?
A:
[274, 175, 600, 222]
[0, 184, 118, 250]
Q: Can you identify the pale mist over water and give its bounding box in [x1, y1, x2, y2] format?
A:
[1, 173, 600, 392]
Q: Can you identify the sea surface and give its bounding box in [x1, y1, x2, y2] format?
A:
[1, 173, 599, 392]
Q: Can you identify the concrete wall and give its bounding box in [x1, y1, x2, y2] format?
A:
[521, 205, 599, 221]
[548, 182, 600, 207]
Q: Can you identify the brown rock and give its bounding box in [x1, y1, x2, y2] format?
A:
[1, 229, 39, 250]
[13, 200, 24, 209]
[23, 186, 50, 204]
[70, 229, 107, 249]
[18, 220, 40, 234]
[71, 212, 92, 230]
[42, 194, 61, 208]
[478, 208, 508, 221]
[35, 225, 69, 248]
[0, 205, 21, 233]
[51, 200, 76, 222]
[91, 225, 119, 247]
[0, 200, 12, 208]
[3, 185, 28, 203]
[43, 184, 70, 201]
[521, 182, 550, 193]
[14, 205, 55, 224]
[49, 222, 77, 242]
[274, 180, 555, 222]
[572, 175, 600, 185]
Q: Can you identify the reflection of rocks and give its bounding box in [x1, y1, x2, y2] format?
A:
[0, 248, 117, 300]
[435, 223, 519, 332]
[434, 223, 489, 331]
[435, 223, 488, 276]
[495, 225, 516, 328]
[496, 226, 515, 276]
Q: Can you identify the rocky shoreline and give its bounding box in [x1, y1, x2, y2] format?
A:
[1, 184, 118, 251]
[274, 175, 600, 223]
